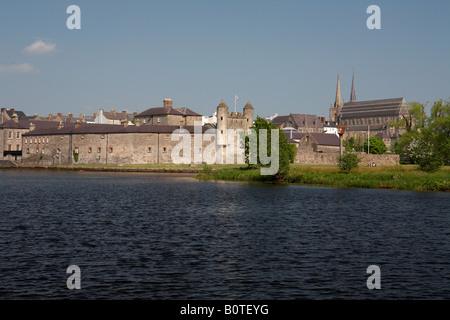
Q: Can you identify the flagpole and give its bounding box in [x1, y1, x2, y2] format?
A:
[234, 95, 237, 113]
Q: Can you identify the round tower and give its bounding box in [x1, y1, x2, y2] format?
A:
[243, 101, 254, 130]
[216, 100, 229, 133]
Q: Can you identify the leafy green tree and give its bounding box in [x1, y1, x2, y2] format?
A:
[242, 116, 293, 180]
[427, 99, 450, 163]
[337, 151, 361, 173]
[364, 136, 387, 154]
[407, 132, 443, 172]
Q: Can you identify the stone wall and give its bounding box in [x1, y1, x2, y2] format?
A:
[294, 151, 399, 165]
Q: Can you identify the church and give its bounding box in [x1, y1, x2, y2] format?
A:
[329, 72, 411, 149]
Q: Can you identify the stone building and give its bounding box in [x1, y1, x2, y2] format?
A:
[134, 99, 202, 126]
[328, 72, 410, 149]
[270, 113, 325, 133]
[284, 130, 340, 153]
[0, 117, 63, 161]
[20, 122, 243, 166]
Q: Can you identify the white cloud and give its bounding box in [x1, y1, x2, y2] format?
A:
[23, 40, 56, 55]
[0, 63, 38, 74]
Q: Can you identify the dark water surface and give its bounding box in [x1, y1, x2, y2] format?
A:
[0, 169, 449, 299]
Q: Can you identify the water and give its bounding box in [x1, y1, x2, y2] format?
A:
[0, 169, 449, 299]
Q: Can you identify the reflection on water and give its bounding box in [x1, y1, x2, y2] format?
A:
[0, 169, 449, 299]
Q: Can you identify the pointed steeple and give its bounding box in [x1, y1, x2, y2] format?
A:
[350, 71, 357, 102]
[334, 73, 342, 109]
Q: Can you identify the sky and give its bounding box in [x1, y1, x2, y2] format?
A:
[0, 0, 449, 119]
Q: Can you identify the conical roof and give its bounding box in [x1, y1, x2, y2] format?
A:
[244, 101, 254, 109]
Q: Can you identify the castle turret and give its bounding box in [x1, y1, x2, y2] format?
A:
[216, 100, 229, 145]
[243, 101, 254, 130]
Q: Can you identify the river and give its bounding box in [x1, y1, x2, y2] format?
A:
[0, 169, 449, 299]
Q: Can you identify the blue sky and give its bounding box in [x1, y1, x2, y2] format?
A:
[0, 0, 449, 118]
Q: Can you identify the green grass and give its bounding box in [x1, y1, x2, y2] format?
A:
[199, 164, 450, 192]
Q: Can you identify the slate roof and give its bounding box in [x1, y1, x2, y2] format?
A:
[136, 107, 183, 117]
[174, 107, 202, 116]
[5, 110, 27, 120]
[341, 98, 410, 119]
[0, 119, 63, 130]
[309, 133, 339, 146]
[23, 123, 210, 136]
[270, 115, 290, 127]
[290, 114, 324, 128]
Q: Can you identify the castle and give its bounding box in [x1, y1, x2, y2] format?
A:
[1, 99, 254, 166]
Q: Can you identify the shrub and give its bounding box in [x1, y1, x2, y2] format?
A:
[337, 152, 361, 173]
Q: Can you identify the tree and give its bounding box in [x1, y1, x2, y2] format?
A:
[242, 116, 293, 180]
[392, 98, 449, 169]
[407, 133, 443, 172]
[337, 151, 361, 173]
[364, 136, 387, 154]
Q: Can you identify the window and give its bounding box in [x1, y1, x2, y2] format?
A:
[148, 147, 152, 153]
[97, 147, 101, 153]
[166, 134, 170, 139]
[42, 149, 45, 154]
[8, 131, 12, 139]
[38, 138, 40, 144]
[8, 145, 12, 151]
[61, 136, 64, 140]
[88, 147, 92, 153]
[74, 147, 79, 153]
[82, 135, 85, 139]
[34, 138, 37, 144]
[36, 148, 39, 153]
[109, 147, 113, 153]
[46, 137, 49, 143]
[16, 145, 20, 151]
[16, 132, 20, 139]
[148, 134, 153, 139]
[157, 117, 161, 123]
[24, 138, 27, 144]
[101, 135, 105, 139]
[162, 147, 167, 153]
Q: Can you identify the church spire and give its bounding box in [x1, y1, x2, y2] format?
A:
[350, 70, 357, 102]
[334, 73, 342, 109]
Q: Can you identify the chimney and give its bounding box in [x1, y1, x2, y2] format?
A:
[121, 119, 128, 127]
[79, 113, 84, 119]
[49, 113, 54, 121]
[58, 121, 64, 129]
[12, 113, 19, 123]
[75, 120, 82, 128]
[111, 109, 116, 115]
[57, 113, 62, 118]
[163, 98, 173, 110]
[11, 108, 15, 114]
[29, 122, 35, 131]
[69, 112, 73, 118]
[94, 112, 98, 117]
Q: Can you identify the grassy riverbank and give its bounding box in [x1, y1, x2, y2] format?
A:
[198, 164, 450, 192]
